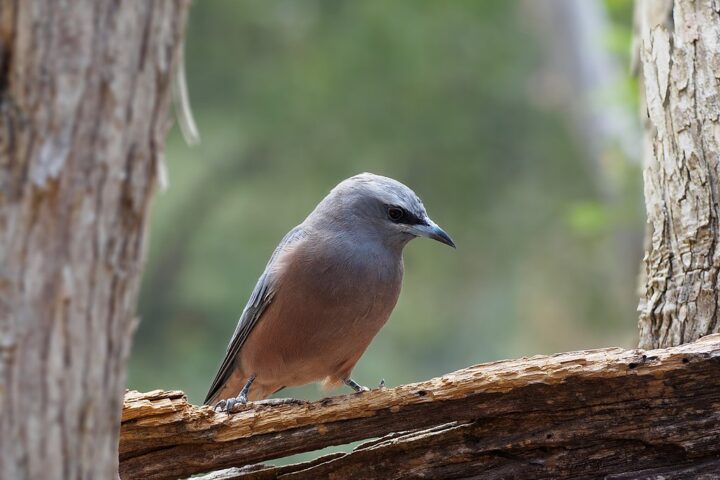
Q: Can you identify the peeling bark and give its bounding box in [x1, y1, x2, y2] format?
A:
[0, 1, 189, 478]
[120, 335, 720, 479]
[636, 0, 720, 348]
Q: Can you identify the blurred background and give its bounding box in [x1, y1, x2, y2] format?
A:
[129, 0, 643, 405]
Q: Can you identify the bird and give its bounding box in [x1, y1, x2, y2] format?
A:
[205, 172, 455, 412]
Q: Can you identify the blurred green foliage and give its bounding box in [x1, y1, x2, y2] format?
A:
[129, 0, 641, 406]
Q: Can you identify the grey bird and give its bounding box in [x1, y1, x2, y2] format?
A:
[205, 173, 455, 411]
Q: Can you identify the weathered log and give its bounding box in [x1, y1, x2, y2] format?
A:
[121, 334, 720, 479]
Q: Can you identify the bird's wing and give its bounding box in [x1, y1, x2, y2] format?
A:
[204, 226, 306, 405]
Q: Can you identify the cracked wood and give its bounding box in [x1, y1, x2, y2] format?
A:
[636, 0, 720, 348]
[121, 334, 720, 479]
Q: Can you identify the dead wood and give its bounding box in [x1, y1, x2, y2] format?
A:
[121, 334, 720, 479]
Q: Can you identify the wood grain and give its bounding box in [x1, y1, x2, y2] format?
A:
[0, 2, 190, 478]
[636, 0, 720, 348]
[121, 334, 720, 479]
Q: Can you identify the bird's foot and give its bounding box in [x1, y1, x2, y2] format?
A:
[213, 373, 257, 413]
[344, 377, 370, 393]
[214, 393, 248, 413]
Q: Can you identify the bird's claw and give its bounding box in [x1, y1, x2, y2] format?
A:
[344, 377, 370, 393]
[214, 394, 248, 413]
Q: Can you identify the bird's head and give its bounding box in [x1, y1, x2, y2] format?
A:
[314, 172, 455, 250]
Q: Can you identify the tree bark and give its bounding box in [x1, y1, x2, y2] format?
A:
[636, 0, 720, 348]
[120, 334, 720, 480]
[0, 2, 189, 478]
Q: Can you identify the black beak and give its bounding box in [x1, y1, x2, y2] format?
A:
[428, 224, 456, 248]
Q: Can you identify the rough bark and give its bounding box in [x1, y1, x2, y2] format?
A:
[636, 0, 720, 348]
[0, 2, 189, 478]
[121, 334, 720, 480]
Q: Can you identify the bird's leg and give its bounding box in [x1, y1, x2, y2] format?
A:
[344, 377, 370, 393]
[215, 374, 256, 413]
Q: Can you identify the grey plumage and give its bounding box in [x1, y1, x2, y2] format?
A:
[205, 172, 454, 408]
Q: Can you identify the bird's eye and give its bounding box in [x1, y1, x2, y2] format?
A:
[387, 206, 405, 221]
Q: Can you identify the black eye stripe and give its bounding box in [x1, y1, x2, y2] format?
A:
[401, 212, 426, 226]
[387, 206, 426, 226]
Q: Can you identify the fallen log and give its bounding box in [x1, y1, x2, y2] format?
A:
[120, 334, 720, 479]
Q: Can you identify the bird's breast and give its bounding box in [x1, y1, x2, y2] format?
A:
[295, 241, 403, 305]
[270, 238, 404, 338]
[238, 239, 403, 390]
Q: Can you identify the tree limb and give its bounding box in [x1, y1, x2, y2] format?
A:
[121, 334, 720, 479]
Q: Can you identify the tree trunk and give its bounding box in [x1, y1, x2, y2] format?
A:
[0, 2, 189, 478]
[636, 0, 720, 348]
